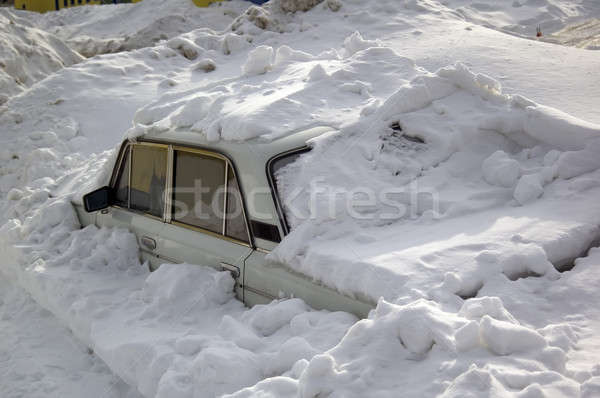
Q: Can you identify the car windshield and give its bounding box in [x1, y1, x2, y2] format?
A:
[269, 147, 311, 234]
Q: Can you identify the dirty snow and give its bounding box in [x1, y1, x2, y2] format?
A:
[1, 0, 600, 397]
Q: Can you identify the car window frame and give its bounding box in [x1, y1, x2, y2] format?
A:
[109, 140, 253, 248]
[266, 146, 311, 236]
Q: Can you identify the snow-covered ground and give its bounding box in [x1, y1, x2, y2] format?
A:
[1, 0, 600, 397]
[0, 273, 141, 398]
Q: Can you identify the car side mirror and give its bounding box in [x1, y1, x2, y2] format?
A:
[83, 186, 113, 213]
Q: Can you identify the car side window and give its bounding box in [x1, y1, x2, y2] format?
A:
[172, 150, 225, 234]
[112, 143, 168, 217]
[110, 142, 250, 244]
[129, 145, 168, 218]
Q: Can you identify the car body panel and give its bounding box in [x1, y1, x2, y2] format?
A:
[244, 250, 373, 318]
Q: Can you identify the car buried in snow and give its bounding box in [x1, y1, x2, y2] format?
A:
[77, 126, 373, 317]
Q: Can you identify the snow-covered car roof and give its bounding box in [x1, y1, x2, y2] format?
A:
[139, 125, 332, 168]
[136, 125, 333, 243]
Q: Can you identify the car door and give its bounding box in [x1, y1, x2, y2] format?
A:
[154, 146, 253, 300]
[96, 142, 168, 270]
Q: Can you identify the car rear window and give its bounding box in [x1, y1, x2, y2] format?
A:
[269, 147, 311, 234]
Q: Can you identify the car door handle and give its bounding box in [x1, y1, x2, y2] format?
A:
[220, 262, 240, 279]
[141, 236, 157, 251]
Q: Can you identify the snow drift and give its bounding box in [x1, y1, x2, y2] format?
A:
[0, 9, 83, 99]
[1, 0, 600, 397]
[0, 195, 357, 398]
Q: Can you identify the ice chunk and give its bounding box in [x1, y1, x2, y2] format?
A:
[343, 31, 380, 57]
[482, 151, 521, 188]
[557, 139, 600, 179]
[480, 315, 546, 355]
[242, 45, 274, 76]
[513, 174, 544, 205]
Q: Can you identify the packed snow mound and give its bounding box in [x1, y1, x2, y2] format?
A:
[230, 0, 341, 35]
[2, 187, 594, 398]
[29, 0, 248, 57]
[269, 59, 600, 304]
[229, 297, 579, 397]
[0, 36, 214, 195]
[128, 36, 415, 141]
[0, 194, 357, 398]
[0, 9, 83, 98]
[129, 31, 600, 144]
[273, 60, 600, 227]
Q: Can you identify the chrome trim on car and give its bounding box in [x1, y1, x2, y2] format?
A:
[170, 221, 252, 248]
[226, 160, 254, 245]
[222, 164, 229, 235]
[164, 145, 174, 224]
[126, 144, 132, 208]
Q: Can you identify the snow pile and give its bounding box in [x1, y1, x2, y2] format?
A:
[2, 185, 595, 398]
[230, 0, 341, 35]
[0, 9, 83, 98]
[129, 35, 416, 141]
[230, 297, 580, 397]
[273, 60, 600, 227]
[29, 0, 249, 57]
[269, 60, 600, 303]
[1, 0, 600, 396]
[0, 32, 226, 195]
[0, 195, 356, 398]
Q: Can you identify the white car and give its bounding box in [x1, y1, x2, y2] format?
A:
[80, 126, 373, 317]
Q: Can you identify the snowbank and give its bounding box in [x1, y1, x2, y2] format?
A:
[268, 59, 600, 304]
[128, 37, 417, 141]
[0, 195, 356, 398]
[2, 189, 595, 398]
[1, 0, 600, 396]
[0, 9, 83, 98]
[229, 297, 581, 397]
[30, 0, 249, 57]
